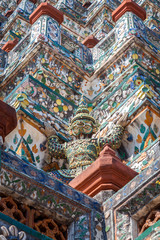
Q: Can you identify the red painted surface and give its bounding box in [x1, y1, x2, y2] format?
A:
[29, 2, 64, 25]
[4, 10, 14, 18]
[28, 0, 37, 3]
[17, 0, 22, 4]
[82, 2, 92, 8]
[0, 100, 17, 141]
[112, 0, 146, 22]
[2, 38, 19, 53]
[69, 145, 138, 197]
[82, 35, 99, 48]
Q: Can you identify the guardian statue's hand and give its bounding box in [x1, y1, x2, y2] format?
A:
[44, 122, 57, 137]
[116, 112, 130, 127]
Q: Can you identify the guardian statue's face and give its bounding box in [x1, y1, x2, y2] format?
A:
[69, 119, 94, 137]
[68, 96, 99, 139]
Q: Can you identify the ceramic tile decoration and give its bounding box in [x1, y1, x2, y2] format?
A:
[0, 0, 159, 239]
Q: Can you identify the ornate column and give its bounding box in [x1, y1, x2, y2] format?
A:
[112, 0, 146, 44]
[112, 0, 146, 22]
[17, 0, 37, 15]
[29, 2, 64, 44]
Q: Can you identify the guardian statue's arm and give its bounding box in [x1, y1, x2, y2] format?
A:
[44, 123, 65, 159]
[48, 135, 65, 159]
[98, 125, 124, 150]
[97, 113, 128, 151]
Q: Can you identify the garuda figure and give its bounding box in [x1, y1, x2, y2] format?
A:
[48, 98, 127, 176]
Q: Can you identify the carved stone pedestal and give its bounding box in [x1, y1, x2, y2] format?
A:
[69, 145, 138, 197]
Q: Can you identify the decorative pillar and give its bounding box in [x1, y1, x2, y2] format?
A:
[112, 0, 146, 22]
[18, 0, 37, 15]
[112, 0, 146, 44]
[0, 100, 17, 143]
[69, 145, 138, 202]
[73, 35, 98, 66]
[29, 2, 64, 44]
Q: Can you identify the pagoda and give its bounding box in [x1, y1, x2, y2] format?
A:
[0, 0, 160, 239]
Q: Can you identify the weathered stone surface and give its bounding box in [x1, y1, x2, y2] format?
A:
[93, 190, 116, 204]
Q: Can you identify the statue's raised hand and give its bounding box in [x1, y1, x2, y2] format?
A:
[44, 122, 57, 137]
[116, 112, 130, 127]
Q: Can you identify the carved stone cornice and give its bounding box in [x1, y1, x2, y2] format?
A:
[112, 0, 146, 22]
[29, 2, 64, 25]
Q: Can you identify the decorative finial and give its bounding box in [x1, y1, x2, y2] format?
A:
[79, 95, 86, 105]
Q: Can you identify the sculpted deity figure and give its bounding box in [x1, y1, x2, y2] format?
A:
[47, 98, 128, 176]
